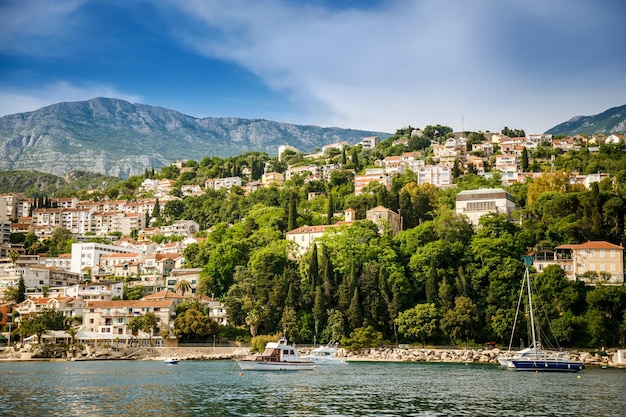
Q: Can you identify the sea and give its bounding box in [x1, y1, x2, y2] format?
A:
[1, 360, 624, 417]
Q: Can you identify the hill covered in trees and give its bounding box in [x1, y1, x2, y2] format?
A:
[7, 127, 626, 350]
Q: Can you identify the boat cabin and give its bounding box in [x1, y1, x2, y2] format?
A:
[255, 338, 299, 363]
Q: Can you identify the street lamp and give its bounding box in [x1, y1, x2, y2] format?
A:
[213, 334, 216, 349]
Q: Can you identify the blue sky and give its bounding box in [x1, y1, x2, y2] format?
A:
[0, 0, 624, 134]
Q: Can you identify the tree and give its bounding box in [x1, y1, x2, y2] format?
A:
[521, 147, 529, 172]
[152, 198, 161, 219]
[395, 303, 440, 347]
[326, 192, 334, 225]
[174, 279, 192, 296]
[440, 296, 476, 344]
[245, 309, 260, 337]
[174, 306, 218, 343]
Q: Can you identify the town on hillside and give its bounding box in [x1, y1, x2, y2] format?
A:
[1, 128, 626, 354]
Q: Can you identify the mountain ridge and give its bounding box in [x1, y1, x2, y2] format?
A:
[546, 104, 626, 136]
[0, 97, 389, 178]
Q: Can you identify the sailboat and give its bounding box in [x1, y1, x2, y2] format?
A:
[497, 270, 553, 368]
[508, 267, 584, 372]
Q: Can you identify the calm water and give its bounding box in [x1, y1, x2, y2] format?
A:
[1, 360, 625, 416]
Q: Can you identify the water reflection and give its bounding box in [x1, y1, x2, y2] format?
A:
[1, 361, 625, 416]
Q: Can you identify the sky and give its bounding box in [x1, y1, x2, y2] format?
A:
[0, 0, 624, 135]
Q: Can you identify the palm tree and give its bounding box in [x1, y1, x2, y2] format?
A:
[174, 279, 192, 296]
[245, 310, 260, 337]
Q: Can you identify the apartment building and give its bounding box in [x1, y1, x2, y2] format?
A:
[455, 188, 516, 226]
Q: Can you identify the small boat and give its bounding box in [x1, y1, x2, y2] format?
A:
[164, 357, 180, 365]
[301, 344, 348, 365]
[237, 337, 315, 371]
[508, 267, 584, 372]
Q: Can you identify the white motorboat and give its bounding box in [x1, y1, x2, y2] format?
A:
[301, 345, 347, 365]
[164, 357, 180, 365]
[237, 337, 315, 371]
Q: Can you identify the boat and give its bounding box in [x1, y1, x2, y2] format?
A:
[164, 357, 180, 365]
[508, 267, 584, 372]
[301, 343, 348, 365]
[236, 337, 315, 371]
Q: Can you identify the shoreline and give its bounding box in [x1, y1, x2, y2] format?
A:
[1, 345, 617, 368]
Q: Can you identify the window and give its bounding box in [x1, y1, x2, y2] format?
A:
[600, 250, 605, 258]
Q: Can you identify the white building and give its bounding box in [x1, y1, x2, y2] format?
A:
[455, 188, 516, 226]
[417, 165, 452, 188]
[70, 242, 138, 274]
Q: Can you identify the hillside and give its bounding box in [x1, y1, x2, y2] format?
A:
[0, 97, 389, 178]
[546, 104, 626, 136]
[0, 170, 122, 197]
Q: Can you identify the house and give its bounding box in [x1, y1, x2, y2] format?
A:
[16, 296, 85, 323]
[550, 241, 624, 284]
[286, 225, 339, 258]
[455, 188, 517, 226]
[22, 265, 82, 289]
[416, 165, 452, 188]
[160, 220, 199, 237]
[166, 268, 202, 295]
[261, 172, 285, 186]
[360, 136, 380, 149]
[366, 206, 401, 236]
[70, 242, 139, 274]
[205, 176, 242, 191]
[82, 299, 179, 346]
[355, 168, 391, 195]
[65, 281, 124, 301]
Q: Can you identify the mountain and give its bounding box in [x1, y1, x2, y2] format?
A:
[545, 104, 626, 136]
[0, 97, 389, 178]
[0, 170, 122, 197]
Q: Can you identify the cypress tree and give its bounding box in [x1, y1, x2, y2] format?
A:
[326, 192, 333, 225]
[152, 198, 161, 219]
[521, 147, 529, 171]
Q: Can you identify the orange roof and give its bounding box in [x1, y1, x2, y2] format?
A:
[286, 225, 338, 235]
[85, 299, 174, 308]
[556, 241, 623, 250]
[143, 290, 186, 300]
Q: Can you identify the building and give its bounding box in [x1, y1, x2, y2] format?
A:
[22, 266, 82, 290]
[261, 172, 285, 186]
[417, 165, 452, 188]
[160, 220, 199, 237]
[366, 206, 402, 236]
[550, 241, 624, 284]
[205, 176, 242, 191]
[70, 242, 138, 274]
[455, 188, 517, 226]
[355, 169, 391, 195]
[166, 268, 202, 295]
[360, 136, 380, 149]
[286, 225, 338, 257]
[82, 299, 179, 345]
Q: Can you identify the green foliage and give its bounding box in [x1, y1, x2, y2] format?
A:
[395, 303, 440, 346]
[340, 326, 384, 351]
[249, 333, 280, 353]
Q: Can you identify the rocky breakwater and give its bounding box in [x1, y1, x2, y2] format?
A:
[340, 347, 499, 363]
[325, 347, 611, 367]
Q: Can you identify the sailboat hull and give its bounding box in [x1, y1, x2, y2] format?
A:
[511, 359, 584, 372]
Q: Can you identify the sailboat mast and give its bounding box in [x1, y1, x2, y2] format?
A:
[525, 267, 538, 352]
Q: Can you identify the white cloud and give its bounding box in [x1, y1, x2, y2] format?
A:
[0, 81, 143, 116]
[163, 0, 626, 133]
[0, 0, 86, 54]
